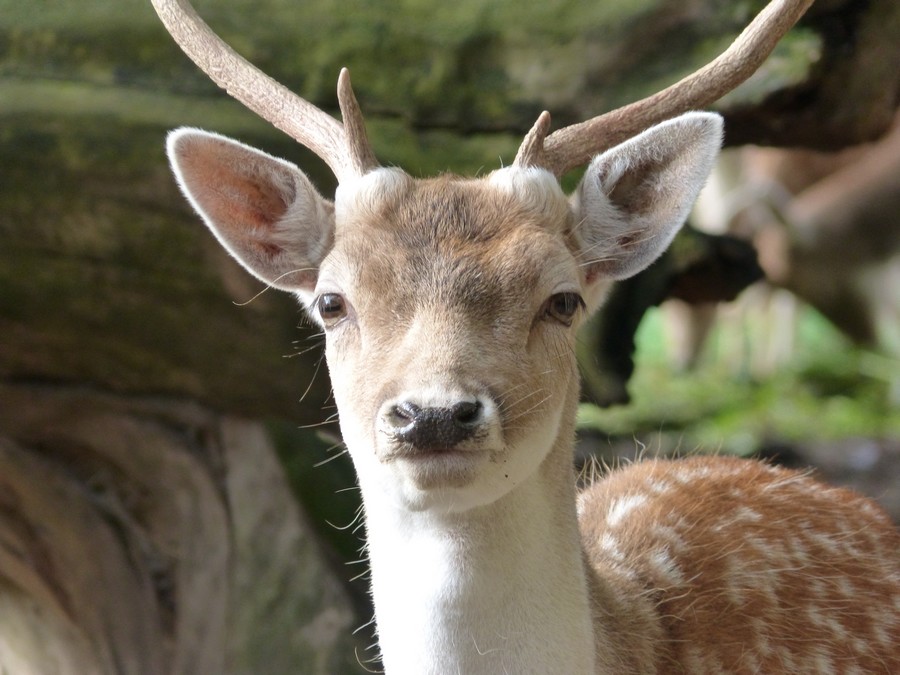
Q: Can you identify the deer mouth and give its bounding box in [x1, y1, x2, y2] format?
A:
[384, 444, 490, 490]
[383, 440, 486, 460]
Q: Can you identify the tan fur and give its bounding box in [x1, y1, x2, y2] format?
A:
[580, 457, 900, 673]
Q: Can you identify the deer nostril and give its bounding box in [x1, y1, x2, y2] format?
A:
[387, 401, 420, 430]
[452, 400, 482, 426]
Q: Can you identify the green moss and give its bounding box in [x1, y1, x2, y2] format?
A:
[0, 0, 822, 144]
[0, 111, 331, 420]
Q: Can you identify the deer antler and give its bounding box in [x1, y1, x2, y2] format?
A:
[514, 0, 815, 175]
[150, 0, 378, 182]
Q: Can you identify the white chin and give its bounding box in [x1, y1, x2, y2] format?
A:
[391, 452, 527, 514]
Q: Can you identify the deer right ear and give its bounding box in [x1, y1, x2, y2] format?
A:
[167, 128, 334, 298]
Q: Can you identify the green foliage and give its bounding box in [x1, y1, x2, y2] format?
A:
[578, 305, 900, 458]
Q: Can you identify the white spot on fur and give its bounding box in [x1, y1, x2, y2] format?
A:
[745, 535, 787, 564]
[734, 506, 763, 523]
[598, 532, 622, 559]
[740, 649, 762, 673]
[805, 604, 827, 629]
[683, 646, 708, 673]
[777, 646, 798, 672]
[749, 618, 772, 656]
[851, 638, 871, 662]
[808, 528, 862, 559]
[646, 479, 673, 494]
[648, 548, 684, 585]
[870, 614, 891, 648]
[650, 524, 688, 553]
[811, 646, 835, 673]
[605, 494, 648, 528]
[722, 557, 747, 605]
[784, 535, 811, 567]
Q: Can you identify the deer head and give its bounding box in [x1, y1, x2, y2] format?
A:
[168, 113, 723, 514]
[157, 0, 809, 511]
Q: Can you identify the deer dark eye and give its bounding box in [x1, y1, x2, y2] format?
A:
[544, 292, 585, 326]
[316, 293, 348, 326]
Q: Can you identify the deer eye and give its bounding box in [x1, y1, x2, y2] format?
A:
[315, 293, 348, 326]
[543, 292, 585, 326]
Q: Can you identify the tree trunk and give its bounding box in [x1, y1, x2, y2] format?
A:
[0, 384, 360, 674]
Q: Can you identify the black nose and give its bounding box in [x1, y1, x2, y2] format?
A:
[386, 400, 483, 450]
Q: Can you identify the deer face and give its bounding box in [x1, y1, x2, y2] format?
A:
[167, 112, 722, 513]
[316, 168, 583, 511]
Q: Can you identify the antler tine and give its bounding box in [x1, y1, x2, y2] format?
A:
[337, 68, 379, 177]
[512, 111, 552, 169]
[151, 0, 377, 181]
[524, 0, 815, 177]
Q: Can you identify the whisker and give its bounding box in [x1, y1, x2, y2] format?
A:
[231, 266, 318, 306]
[297, 352, 326, 403]
[313, 446, 350, 468]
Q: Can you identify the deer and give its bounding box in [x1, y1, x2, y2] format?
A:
[151, 0, 900, 672]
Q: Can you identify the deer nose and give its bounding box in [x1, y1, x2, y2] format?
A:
[385, 400, 483, 450]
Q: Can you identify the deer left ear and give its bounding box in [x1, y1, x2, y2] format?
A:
[572, 112, 723, 287]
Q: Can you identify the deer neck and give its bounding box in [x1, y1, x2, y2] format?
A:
[358, 382, 596, 675]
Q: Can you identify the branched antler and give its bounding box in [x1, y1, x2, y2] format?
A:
[151, 0, 377, 181]
[153, 0, 813, 181]
[514, 0, 815, 175]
